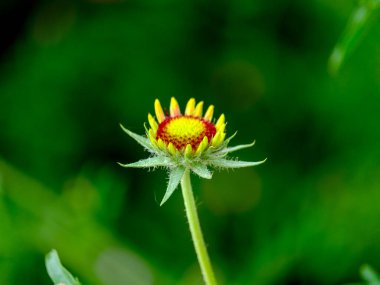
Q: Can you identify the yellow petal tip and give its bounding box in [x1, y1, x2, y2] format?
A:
[216, 114, 225, 130]
[194, 101, 204, 117]
[195, 136, 209, 156]
[185, 98, 196, 115]
[184, 144, 193, 157]
[204, 105, 214, 121]
[168, 142, 177, 155]
[148, 113, 158, 132]
[154, 99, 166, 123]
[170, 97, 181, 116]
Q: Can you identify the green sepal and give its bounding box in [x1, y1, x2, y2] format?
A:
[118, 156, 170, 168]
[211, 158, 267, 169]
[120, 124, 153, 150]
[45, 249, 81, 285]
[190, 163, 212, 179]
[222, 131, 237, 146]
[160, 167, 186, 206]
[221, 141, 255, 154]
[143, 122, 149, 134]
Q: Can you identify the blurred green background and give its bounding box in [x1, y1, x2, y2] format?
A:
[1, 0, 380, 284]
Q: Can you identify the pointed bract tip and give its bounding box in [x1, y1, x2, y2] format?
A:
[159, 195, 175, 206]
[159, 167, 185, 206]
[118, 161, 141, 168]
[120, 123, 127, 131]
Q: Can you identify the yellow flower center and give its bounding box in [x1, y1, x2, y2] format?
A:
[167, 117, 205, 138]
[157, 116, 216, 150]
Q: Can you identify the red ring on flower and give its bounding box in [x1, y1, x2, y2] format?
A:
[157, 116, 216, 150]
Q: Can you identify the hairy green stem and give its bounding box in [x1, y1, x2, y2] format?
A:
[181, 168, 217, 285]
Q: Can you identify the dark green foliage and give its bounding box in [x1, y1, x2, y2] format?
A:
[1, 0, 380, 284]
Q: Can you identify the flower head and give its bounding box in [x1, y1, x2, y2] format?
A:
[119, 97, 266, 205]
[148, 98, 225, 156]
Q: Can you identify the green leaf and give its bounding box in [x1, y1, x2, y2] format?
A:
[160, 167, 185, 206]
[328, 1, 380, 74]
[120, 124, 152, 150]
[45, 249, 81, 285]
[221, 141, 255, 154]
[211, 158, 267, 169]
[360, 264, 380, 285]
[190, 163, 212, 179]
[118, 156, 170, 168]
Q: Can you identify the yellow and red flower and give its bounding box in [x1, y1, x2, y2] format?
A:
[147, 98, 225, 156]
[120, 97, 265, 205]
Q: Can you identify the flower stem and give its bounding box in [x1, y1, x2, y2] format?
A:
[180, 168, 217, 285]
